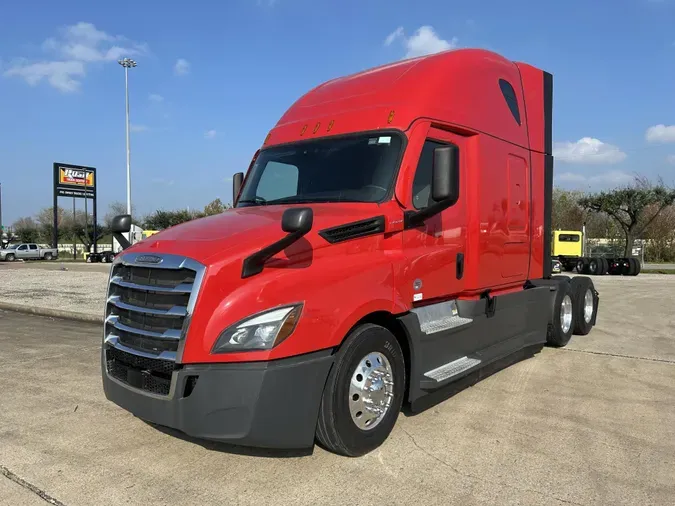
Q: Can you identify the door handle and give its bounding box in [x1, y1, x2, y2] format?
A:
[456, 252, 464, 280]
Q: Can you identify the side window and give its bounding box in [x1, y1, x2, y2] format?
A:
[29, 244, 38, 250]
[18, 244, 27, 251]
[412, 140, 446, 210]
[256, 161, 299, 201]
[559, 234, 580, 242]
[499, 79, 521, 126]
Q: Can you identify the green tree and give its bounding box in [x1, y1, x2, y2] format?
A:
[642, 203, 675, 262]
[202, 198, 229, 216]
[35, 206, 69, 245]
[142, 209, 198, 230]
[12, 217, 40, 243]
[67, 209, 106, 251]
[578, 177, 675, 257]
[552, 188, 586, 231]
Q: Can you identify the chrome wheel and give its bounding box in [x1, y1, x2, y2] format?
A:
[583, 288, 594, 323]
[349, 352, 394, 430]
[560, 294, 573, 334]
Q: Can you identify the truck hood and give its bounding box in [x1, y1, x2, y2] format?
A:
[125, 203, 388, 265]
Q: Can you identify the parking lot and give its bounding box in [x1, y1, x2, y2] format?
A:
[1, 269, 674, 505]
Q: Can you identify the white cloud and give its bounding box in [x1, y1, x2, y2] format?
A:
[645, 124, 675, 143]
[204, 129, 217, 139]
[384, 25, 458, 59]
[667, 155, 675, 165]
[3, 22, 146, 92]
[149, 93, 164, 102]
[384, 27, 404, 46]
[3, 60, 85, 92]
[553, 137, 627, 164]
[130, 124, 149, 132]
[555, 170, 634, 186]
[174, 58, 190, 76]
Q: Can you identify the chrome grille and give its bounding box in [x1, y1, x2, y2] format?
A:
[103, 252, 206, 396]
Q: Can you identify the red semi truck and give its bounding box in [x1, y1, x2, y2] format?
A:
[102, 48, 600, 456]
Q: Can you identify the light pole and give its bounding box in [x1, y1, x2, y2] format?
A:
[117, 57, 137, 243]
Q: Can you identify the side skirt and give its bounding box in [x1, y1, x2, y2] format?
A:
[397, 284, 553, 412]
[407, 343, 543, 414]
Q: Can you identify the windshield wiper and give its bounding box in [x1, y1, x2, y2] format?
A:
[237, 196, 268, 205]
[267, 196, 366, 205]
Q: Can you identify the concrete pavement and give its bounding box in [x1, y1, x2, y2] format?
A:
[1, 275, 674, 505]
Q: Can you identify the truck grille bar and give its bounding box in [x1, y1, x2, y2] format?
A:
[103, 253, 206, 396]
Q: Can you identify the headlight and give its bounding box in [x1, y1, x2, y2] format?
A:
[211, 304, 303, 353]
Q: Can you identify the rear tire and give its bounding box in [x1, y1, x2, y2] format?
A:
[44, 252, 53, 260]
[588, 257, 599, 276]
[627, 258, 639, 276]
[575, 258, 589, 274]
[546, 281, 576, 348]
[316, 324, 405, 457]
[570, 277, 597, 335]
[598, 257, 609, 275]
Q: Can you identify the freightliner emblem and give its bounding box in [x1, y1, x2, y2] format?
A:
[136, 255, 163, 264]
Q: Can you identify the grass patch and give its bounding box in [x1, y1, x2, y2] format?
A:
[641, 268, 675, 275]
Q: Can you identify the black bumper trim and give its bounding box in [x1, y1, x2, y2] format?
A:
[102, 348, 335, 449]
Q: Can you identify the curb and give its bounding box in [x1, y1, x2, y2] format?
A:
[0, 301, 104, 324]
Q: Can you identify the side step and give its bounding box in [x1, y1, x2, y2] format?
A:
[423, 356, 482, 383]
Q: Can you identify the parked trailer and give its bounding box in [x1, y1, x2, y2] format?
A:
[553, 230, 640, 276]
[101, 49, 601, 457]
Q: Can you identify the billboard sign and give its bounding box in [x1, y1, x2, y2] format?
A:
[54, 163, 96, 199]
[52, 162, 98, 252]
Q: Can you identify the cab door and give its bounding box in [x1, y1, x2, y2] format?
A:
[400, 127, 466, 305]
[500, 154, 530, 278]
[16, 244, 29, 259]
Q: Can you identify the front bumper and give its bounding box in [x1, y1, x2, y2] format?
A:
[102, 347, 334, 449]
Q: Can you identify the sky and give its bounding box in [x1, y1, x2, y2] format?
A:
[1, 0, 674, 226]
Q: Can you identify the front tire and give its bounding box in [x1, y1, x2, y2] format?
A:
[316, 323, 405, 457]
[6, 253, 15, 262]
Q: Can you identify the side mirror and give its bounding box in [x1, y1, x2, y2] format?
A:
[111, 214, 132, 250]
[242, 207, 314, 278]
[232, 172, 244, 206]
[431, 145, 459, 203]
[405, 145, 460, 228]
[282, 207, 313, 234]
[111, 214, 132, 234]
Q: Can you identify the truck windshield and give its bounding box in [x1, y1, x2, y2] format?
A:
[237, 133, 403, 206]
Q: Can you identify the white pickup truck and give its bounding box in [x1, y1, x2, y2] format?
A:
[0, 243, 59, 261]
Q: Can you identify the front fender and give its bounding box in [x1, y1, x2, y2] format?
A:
[181, 252, 403, 364]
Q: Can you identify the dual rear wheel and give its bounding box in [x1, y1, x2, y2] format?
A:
[547, 276, 598, 347]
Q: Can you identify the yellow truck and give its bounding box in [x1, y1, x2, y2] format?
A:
[552, 230, 640, 276]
